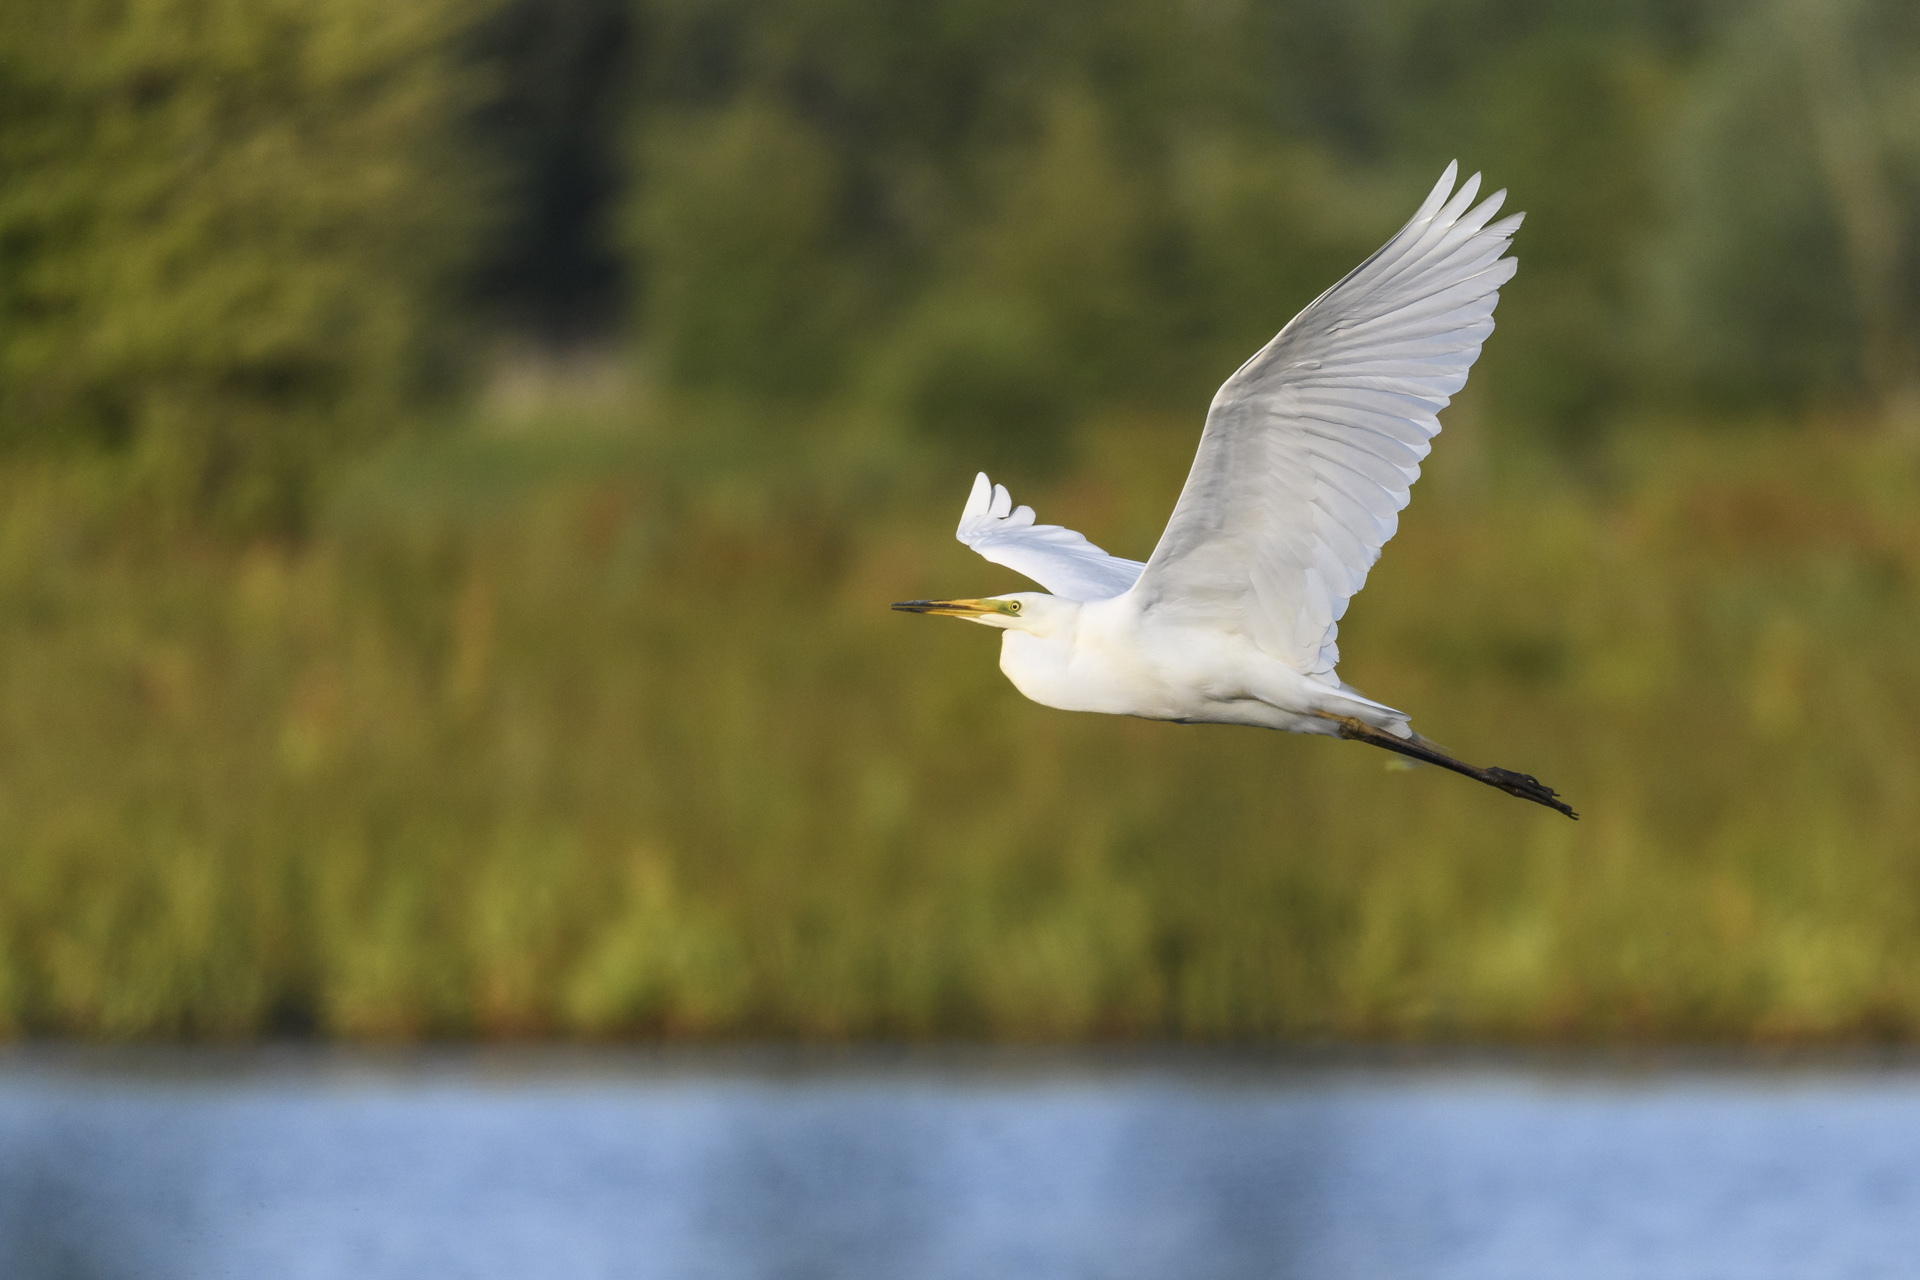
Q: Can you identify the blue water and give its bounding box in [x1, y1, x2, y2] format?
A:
[0, 1048, 1916, 1280]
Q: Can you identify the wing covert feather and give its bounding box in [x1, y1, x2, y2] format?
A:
[1130, 162, 1522, 678]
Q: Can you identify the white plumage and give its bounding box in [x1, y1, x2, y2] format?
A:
[896, 163, 1574, 818]
[955, 471, 1145, 603]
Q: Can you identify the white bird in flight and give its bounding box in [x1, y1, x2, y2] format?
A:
[895, 163, 1575, 819]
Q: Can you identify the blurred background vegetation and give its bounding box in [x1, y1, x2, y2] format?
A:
[0, 0, 1918, 1040]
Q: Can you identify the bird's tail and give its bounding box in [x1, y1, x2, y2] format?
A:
[1310, 680, 1415, 740]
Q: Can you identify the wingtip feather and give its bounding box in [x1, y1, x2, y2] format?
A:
[957, 472, 994, 539]
[966, 472, 992, 513]
[1469, 188, 1507, 227]
[1440, 172, 1483, 224]
[1407, 161, 1461, 230]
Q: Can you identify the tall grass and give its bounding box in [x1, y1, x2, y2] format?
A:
[0, 407, 1916, 1042]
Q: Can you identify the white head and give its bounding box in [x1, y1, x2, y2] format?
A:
[891, 591, 1076, 635]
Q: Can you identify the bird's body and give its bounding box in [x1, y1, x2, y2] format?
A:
[896, 163, 1576, 818]
[994, 594, 1393, 737]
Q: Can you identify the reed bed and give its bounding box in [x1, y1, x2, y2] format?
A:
[0, 413, 1915, 1042]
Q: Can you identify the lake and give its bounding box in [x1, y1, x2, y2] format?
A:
[0, 1046, 1915, 1279]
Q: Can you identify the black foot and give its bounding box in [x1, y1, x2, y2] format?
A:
[1484, 768, 1578, 820]
[1325, 714, 1581, 820]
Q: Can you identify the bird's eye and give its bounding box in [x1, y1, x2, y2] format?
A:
[1006, 601, 1021, 614]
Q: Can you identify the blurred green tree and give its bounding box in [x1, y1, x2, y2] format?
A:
[619, 0, 1401, 471]
[1647, 0, 1920, 419]
[872, 89, 1155, 472]
[626, 96, 858, 397]
[621, 0, 1834, 468]
[0, 0, 494, 530]
[6, 0, 1914, 532]
[470, 0, 633, 339]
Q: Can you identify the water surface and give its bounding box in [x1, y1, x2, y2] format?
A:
[0, 1046, 1915, 1279]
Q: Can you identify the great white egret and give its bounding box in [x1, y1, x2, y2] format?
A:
[895, 162, 1576, 819]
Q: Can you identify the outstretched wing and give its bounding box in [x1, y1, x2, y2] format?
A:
[955, 472, 1144, 602]
[1130, 162, 1522, 680]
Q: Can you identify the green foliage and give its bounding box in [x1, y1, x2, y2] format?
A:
[0, 0, 493, 529]
[1649, 0, 1920, 412]
[617, 0, 1920, 454]
[2, 413, 1919, 1041]
[870, 90, 1157, 472]
[627, 97, 857, 397]
[6, 0, 1916, 530]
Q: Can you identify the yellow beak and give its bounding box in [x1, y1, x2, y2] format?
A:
[891, 598, 1014, 617]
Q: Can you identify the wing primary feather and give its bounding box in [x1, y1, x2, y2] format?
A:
[1133, 162, 1522, 676]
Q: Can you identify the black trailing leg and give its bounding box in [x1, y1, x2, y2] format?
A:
[1323, 715, 1578, 820]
